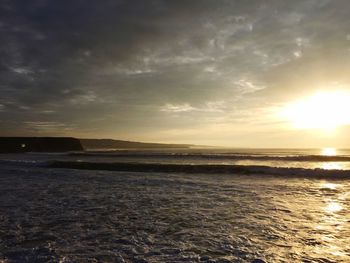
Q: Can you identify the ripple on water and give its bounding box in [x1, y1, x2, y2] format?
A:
[0, 167, 349, 262]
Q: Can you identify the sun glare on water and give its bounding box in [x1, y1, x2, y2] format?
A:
[282, 90, 350, 130]
[322, 147, 337, 156]
[325, 202, 343, 213]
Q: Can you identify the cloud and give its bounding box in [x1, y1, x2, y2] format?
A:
[160, 101, 225, 113]
[161, 103, 196, 113]
[24, 121, 75, 133]
[234, 79, 266, 94]
[1, 0, 350, 145]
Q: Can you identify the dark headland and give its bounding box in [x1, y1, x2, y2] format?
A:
[0, 137, 192, 153]
[0, 137, 83, 153]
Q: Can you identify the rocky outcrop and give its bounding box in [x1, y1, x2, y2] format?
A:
[0, 137, 83, 153]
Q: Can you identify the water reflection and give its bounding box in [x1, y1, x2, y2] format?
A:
[320, 182, 337, 190]
[325, 201, 342, 213]
[321, 147, 337, 156]
[319, 148, 348, 170]
[321, 162, 344, 170]
[319, 183, 343, 213]
[312, 182, 348, 260]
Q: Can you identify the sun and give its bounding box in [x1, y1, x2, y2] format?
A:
[281, 90, 350, 130]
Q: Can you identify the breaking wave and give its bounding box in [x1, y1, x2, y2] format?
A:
[49, 161, 350, 179]
[0, 159, 47, 167]
[69, 152, 350, 162]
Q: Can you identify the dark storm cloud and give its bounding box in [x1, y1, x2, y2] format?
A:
[1, 0, 350, 140]
[0, 1, 256, 114]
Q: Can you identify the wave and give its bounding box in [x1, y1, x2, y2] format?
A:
[69, 152, 350, 162]
[0, 159, 47, 167]
[48, 161, 350, 179]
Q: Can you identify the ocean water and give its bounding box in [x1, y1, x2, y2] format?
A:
[0, 148, 350, 262]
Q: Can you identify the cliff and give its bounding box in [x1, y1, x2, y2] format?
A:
[0, 137, 83, 153]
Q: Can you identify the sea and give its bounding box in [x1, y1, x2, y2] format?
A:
[0, 148, 349, 262]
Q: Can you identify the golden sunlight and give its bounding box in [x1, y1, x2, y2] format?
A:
[320, 183, 338, 190]
[321, 162, 344, 170]
[282, 90, 350, 130]
[322, 147, 337, 156]
[325, 201, 343, 213]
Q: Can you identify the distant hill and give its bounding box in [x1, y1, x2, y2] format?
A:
[80, 139, 192, 150]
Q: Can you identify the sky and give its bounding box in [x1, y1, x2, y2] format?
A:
[1, 0, 350, 147]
